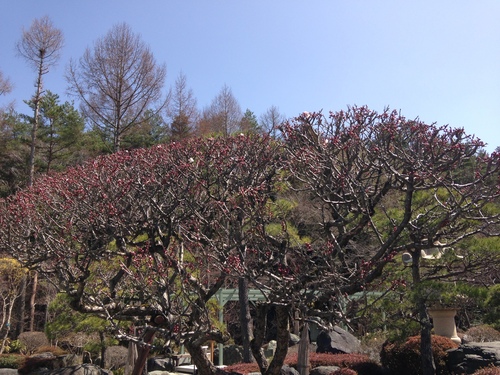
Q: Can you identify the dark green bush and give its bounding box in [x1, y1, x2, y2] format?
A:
[380, 335, 458, 375]
[0, 354, 26, 369]
[484, 283, 500, 330]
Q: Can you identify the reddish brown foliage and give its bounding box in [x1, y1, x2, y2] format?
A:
[223, 362, 260, 375]
[225, 352, 381, 375]
[381, 335, 458, 375]
[286, 352, 373, 369]
[332, 369, 358, 375]
[473, 366, 500, 375]
[465, 325, 500, 343]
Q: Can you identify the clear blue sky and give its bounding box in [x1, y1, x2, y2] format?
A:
[1, 1, 499, 152]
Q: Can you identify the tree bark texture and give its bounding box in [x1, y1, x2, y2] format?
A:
[412, 250, 436, 375]
[185, 339, 217, 375]
[419, 300, 436, 375]
[131, 328, 155, 375]
[297, 322, 310, 375]
[28, 54, 44, 187]
[251, 304, 270, 373]
[265, 304, 289, 375]
[29, 271, 38, 331]
[239, 277, 253, 363]
[14, 276, 26, 337]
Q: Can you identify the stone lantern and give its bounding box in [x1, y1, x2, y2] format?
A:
[428, 307, 461, 344]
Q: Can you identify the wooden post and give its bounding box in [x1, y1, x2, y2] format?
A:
[297, 322, 310, 375]
[125, 339, 138, 375]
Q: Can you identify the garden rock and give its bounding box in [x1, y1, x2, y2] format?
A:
[315, 326, 361, 354]
[289, 333, 300, 346]
[23, 352, 64, 373]
[280, 364, 299, 375]
[264, 340, 277, 357]
[36, 364, 111, 375]
[447, 341, 500, 374]
[309, 365, 340, 375]
[147, 358, 175, 372]
[0, 370, 19, 375]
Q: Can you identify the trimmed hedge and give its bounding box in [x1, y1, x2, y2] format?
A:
[380, 335, 458, 375]
[224, 362, 260, 374]
[224, 352, 383, 375]
[0, 354, 26, 369]
[332, 369, 358, 375]
[472, 367, 500, 375]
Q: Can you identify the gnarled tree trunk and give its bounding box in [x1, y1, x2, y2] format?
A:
[239, 277, 253, 362]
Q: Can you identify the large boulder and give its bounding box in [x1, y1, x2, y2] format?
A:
[447, 342, 500, 374]
[0, 370, 19, 375]
[19, 352, 63, 374]
[309, 366, 340, 375]
[315, 326, 361, 355]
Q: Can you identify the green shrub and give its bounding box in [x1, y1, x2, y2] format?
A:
[0, 354, 26, 369]
[3, 339, 25, 354]
[380, 335, 458, 375]
[484, 282, 500, 329]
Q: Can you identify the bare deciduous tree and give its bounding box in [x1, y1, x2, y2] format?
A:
[260, 105, 286, 137]
[16, 16, 63, 336]
[0, 258, 27, 354]
[198, 84, 242, 136]
[17, 15, 64, 186]
[67, 23, 167, 152]
[0, 71, 13, 97]
[166, 72, 198, 141]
